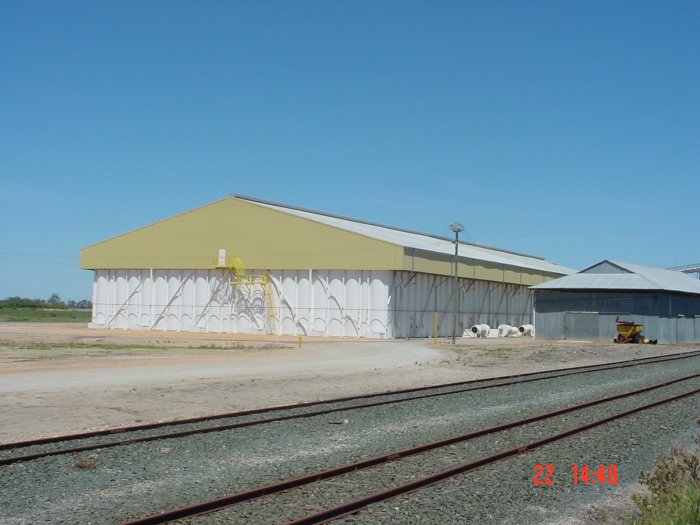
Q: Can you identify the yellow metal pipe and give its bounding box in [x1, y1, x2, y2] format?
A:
[433, 312, 438, 343]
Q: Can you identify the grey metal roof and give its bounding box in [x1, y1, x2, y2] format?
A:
[532, 260, 700, 295]
[669, 263, 700, 274]
[235, 195, 575, 275]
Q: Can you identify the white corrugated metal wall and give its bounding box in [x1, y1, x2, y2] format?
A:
[91, 269, 533, 338]
[91, 269, 392, 338]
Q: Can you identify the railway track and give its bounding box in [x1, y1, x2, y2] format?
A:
[120, 372, 700, 525]
[2, 350, 699, 467]
[2, 350, 699, 525]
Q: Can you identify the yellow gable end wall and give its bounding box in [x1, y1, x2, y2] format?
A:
[80, 198, 403, 271]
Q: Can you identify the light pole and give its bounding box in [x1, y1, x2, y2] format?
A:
[450, 223, 464, 344]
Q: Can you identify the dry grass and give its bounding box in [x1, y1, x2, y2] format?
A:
[0, 339, 289, 352]
[74, 456, 98, 469]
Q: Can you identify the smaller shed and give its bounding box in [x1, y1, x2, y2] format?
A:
[531, 260, 700, 343]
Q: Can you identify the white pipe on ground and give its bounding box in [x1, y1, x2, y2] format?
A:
[519, 324, 535, 337]
[470, 324, 490, 338]
[497, 324, 520, 337]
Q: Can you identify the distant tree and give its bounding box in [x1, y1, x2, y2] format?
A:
[67, 300, 77, 308]
[76, 299, 92, 309]
[0, 297, 46, 308]
[47, 293, 63, 305]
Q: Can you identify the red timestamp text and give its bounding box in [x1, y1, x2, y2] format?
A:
[533, 464, 619, 486]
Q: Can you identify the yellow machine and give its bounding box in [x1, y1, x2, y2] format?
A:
[212, 252, 277, 334]
[614, 317, 656, 344]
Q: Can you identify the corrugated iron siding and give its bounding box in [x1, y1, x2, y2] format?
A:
[534, 290, 700, 343]
[392, 271, 533, 338]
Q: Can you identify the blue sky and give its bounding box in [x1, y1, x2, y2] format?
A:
[1, 1, 699, 301]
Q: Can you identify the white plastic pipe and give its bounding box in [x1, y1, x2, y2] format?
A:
[497, 324, 519, 337]
[519, 324, 535, 337]
[470, 324, 490, 337]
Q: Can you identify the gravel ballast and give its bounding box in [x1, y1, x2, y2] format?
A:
[1, 354, 699, 525]
[179, 382, 700, 525]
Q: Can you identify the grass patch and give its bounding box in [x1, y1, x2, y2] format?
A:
[447, 345, 514, 365]
[483, 347, 512, 359]
[1, 341, 169, 351]
[0, 308, 91, 323]
[0, 339, 286, 351]
[534, 345, 560, 355]
[628, 443, 700, 525]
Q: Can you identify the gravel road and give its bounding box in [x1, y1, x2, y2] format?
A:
[2, 322, 691, 444]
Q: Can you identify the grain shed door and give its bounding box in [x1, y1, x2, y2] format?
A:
[564, 312, 600, 341]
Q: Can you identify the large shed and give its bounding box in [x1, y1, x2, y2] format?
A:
[532, 260, 700, 343]
[80, 195, 573, 338]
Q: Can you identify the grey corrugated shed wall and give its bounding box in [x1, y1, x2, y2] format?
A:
[393, 272, 533, 338]
[534, 290, 700, 343]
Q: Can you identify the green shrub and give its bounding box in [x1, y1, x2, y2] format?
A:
[629, 443, 700, 525]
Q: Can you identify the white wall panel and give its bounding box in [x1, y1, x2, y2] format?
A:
[89, 268, 531, 338]
[208, 314, 221, 333]
[92, 271, 104, 327]
[310, 270, 329, 335]
[90, 268, 392, 338]
[280, 272, 298, 335]
[370, 276, 389, 337]
[344, 274, 360, 337]
[297, 272, 311, 333]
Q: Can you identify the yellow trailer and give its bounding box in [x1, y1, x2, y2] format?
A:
[614, 317, 656, 344]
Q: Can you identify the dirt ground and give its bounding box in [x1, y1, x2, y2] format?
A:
[0, 322, 692, 444]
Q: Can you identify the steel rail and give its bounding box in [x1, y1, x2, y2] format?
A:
[3, 352, 699, 467]
[284, 386, 700, 525]
[3, 349, 698, 453]
[118, 372, 700, 525]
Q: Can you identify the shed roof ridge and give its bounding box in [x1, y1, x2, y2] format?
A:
[609, 260, 689, 290]
[601, 260, 661, 289]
